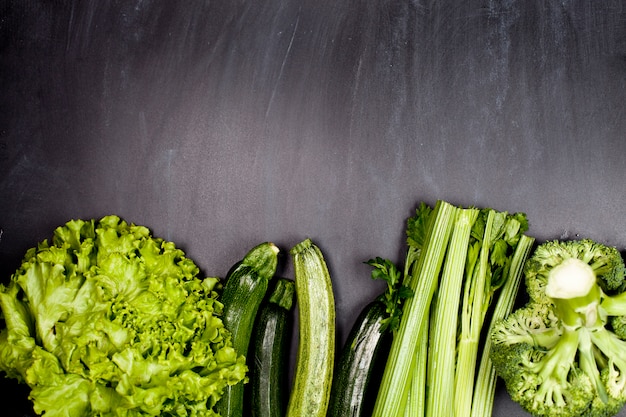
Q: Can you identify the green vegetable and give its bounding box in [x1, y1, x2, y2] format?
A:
[248, 277, 295, 417]
[327, 298, 393, 417]
[0, 215, 247, 417]
[404, 309, 429, 417]
[470, 233, 535, 417]
[491, 238, 626, 417]
[372, 200, 457, 416]
[365, 257, 413, 332]
[286, 238, 335, 417]
[215, 241, 279, 417]
[453, 208, 530, 417]
[426, 207, 479, 417]
[371, 200, 532, 417]
[326, 258, 410, 417]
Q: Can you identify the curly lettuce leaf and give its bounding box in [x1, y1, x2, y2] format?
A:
[0, 215, 246, 417]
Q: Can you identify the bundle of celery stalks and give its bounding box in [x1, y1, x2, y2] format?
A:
[368, 200, 535, 417]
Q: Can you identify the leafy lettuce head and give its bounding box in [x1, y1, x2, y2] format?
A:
[0, 215, 246, 417]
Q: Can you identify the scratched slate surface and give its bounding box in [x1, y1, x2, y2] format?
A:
[1, 1, 626, 416]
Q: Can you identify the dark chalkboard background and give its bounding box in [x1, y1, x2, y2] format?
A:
[1, 1, 626, 416]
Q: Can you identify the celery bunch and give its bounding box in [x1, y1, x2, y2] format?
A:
[371, 200, 535, 417]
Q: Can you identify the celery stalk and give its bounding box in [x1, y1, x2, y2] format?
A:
[425, 208, 478, 417]
[455, 209, 531, 417]
[454, 209, 497, 417]
[469, 234, 535, 417]
[404, 315, 429, 417]
[372, 200, 457, 417]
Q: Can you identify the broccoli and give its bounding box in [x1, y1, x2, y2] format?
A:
[490, 238, 626, 417]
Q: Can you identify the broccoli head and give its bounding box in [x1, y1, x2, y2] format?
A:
[524, 239, 626, 305]
[491, 238, 626, 417]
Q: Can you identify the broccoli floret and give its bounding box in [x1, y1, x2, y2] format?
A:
[524, 239, 626, 305]
[611, 315, 626, 340]
[491, 303, 596, 416]
[491, 239, 626, 417]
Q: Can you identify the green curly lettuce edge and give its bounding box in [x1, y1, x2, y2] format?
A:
[0, 215, 246, 417]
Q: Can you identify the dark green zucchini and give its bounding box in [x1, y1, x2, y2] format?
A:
[247, 277, 295, 417]
[327, 297, 392, 417]
[215, 242, 279, 417]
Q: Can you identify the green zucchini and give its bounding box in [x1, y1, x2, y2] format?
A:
[247, 277, 295, 417]
[215, 242, 279, 417]
[328, 297, 392, 417]
[287, 238, 335, 417]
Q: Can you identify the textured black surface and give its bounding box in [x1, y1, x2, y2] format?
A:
[1, 1, 626, 415]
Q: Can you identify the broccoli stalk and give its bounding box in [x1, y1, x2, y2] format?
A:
[491, 239, 626, 417]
